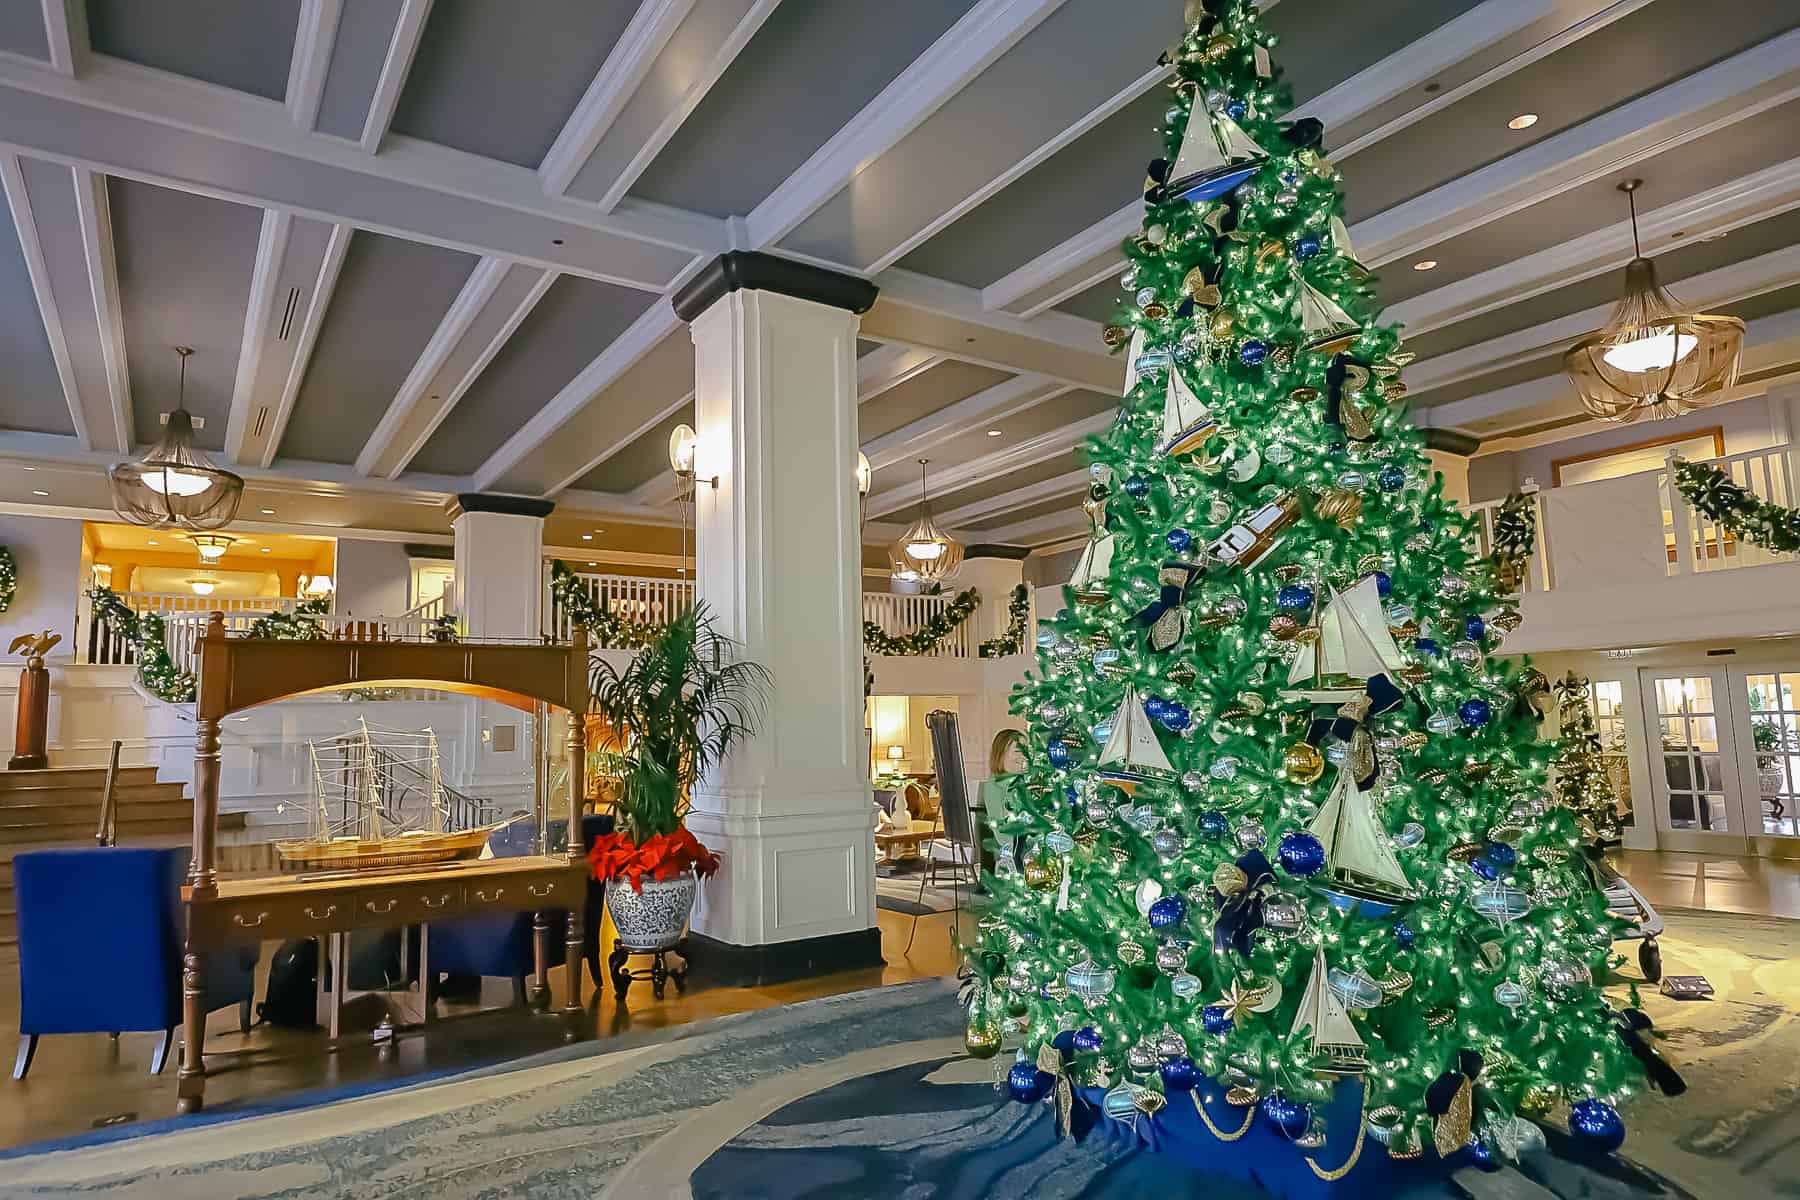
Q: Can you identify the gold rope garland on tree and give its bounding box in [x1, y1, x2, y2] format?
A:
[863, 587, 980, 656]
[1189, 1090, 1257, 1141]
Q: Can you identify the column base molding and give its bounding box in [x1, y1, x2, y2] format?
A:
[685, 927, 884, 989]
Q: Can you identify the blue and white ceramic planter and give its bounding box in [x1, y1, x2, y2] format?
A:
[606, 870, 698, 950]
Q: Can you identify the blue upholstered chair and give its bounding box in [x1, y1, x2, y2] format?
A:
[427, 814, 612, 1005]
[12, 847, 260, 1079]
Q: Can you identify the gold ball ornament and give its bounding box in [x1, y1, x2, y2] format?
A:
[1288, 385, 1319, 405]
[1201, 32, 1236, 63]
[1142, 301, 1169, 321]
[1102, 323, 1129, 348]
[1519, 1084, 1561, 1116]
[1212, 862, 1248, 896]
[1023, 855, 1063, 891]
[964, 1017, 1002, 1059]
[1282, 740, 1326, 784]
[1313, 489, 1362, 530]
[1209, 307, 1239, 341]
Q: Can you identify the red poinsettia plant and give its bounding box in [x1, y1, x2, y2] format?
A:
[582, 603, 770, 889]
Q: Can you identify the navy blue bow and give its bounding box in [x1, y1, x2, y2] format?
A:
[1212, 850, 1275, 957]
[1133, 561, 1201, 652]
[1304, 676, 1405, 789]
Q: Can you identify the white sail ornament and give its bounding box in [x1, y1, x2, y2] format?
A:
[1069, 525, 1117, 605]
[1159, 366, 1218, 457]
[1295, 267, 1361, 355]
[1307, 763, 1416, 909]
[1329, 215, 1370, 276]
[1290, 945, 1368, 1072]
[1094, 685, 1173, 794]
[1282, 577, 1408, 705]
[1165, 99, 1270, 202]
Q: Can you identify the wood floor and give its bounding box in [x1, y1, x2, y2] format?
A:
[1615, 848, 1800, 919]
[0, 907, 969, 1153]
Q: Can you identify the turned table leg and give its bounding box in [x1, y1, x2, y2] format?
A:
[532, 909, 552, 1010]
[561, 904, 584, 1040]
[175, 949, 207, 1113]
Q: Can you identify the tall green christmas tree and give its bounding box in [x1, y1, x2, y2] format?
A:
[1552, 672, 1624, 847]
[965, 0, 1676, 1170]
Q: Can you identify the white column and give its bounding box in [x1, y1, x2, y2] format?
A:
[683, 280, 877, 959]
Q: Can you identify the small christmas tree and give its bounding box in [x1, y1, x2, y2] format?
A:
[965, 0, 1677, 1175]
[1552, 672, 1623, 847]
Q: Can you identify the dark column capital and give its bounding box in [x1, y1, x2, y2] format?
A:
[452, 493, 556, 519]
[1423, 429, 1481, 457]
[671, 251, 879, 322]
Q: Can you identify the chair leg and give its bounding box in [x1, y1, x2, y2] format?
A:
[238, 997, 253, 1034]
[13, 1035, 38, 1081]
[150, 1027, 175, 1076]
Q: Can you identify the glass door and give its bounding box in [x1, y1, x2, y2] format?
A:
[1733, 670, 1800, 848]
[1639, 671, 1738, 840]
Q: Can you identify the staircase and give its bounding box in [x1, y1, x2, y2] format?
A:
[0, 766, 199, 950]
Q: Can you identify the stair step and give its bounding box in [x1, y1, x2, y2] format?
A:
[0, 801, 194, 824]
[0, 766, 162, 791]
[0, 784, 189, 808]
[0, 817, 195, 843]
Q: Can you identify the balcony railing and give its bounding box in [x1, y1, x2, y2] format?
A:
[1464, 490, 1553, 593]
[542, 567, 694, 642]
[1659, 443, 1800, 576]
[862, 590, 973, 659]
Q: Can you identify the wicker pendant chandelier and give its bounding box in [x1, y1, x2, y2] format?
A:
[888, 459, 963, 584]
[109, 346, 244, 531]
[1564, 180, 1744, 423]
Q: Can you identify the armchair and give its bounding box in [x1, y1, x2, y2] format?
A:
[13, 847, 259, 1079]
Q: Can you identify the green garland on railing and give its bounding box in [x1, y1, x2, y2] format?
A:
[87, 585, 196, 703]
[247, 596, 331, 639]
[1673, 456, 1800, 552]
[0, 545, 15, 614]
[549, 559, 662, 649]
[978, 584, 1030, 658]
[864, 586, 980, 656]
[1489, 490, 1538, 593]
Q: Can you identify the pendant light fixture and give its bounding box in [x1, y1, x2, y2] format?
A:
[109, 347, 245, 530]
[189, 533, 235, 564]
[888, 459, 963, 584]
[1564, 180, 1744, 423]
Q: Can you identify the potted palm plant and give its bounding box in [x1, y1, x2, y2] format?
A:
[586, 604, 771, 950]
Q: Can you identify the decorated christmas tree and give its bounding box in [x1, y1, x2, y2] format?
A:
[1552, 673, 1624, 847]
[963, 0, 1679, 1175]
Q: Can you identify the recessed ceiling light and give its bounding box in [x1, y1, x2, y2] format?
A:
[31, 489, 48, 496]
[260, 547, 271, 553]
[1412, 259, 1438, 272]
[1508, 113, 1538, 130]
[20, 465, 34, 471]
[147, 539, 158, 546]
[986, 429, 1003, 437]
[260, 507, 275, 515]
[587, 561, 597, 567]
[582, 533, 593, 540]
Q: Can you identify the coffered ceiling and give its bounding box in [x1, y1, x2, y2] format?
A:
[0, 0, 1796, 557]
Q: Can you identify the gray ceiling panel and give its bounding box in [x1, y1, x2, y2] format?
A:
[314, 0, 404, 142]
[108, 178, 262, 451]
[1056, 277, 1124, 325]
[0, 0, 48, 60]
[0, 195, 73, 436]
[391, 2, 637, 168]
[410, 275, 658, 476]
[575, 403, 694, 495]
[925, 448, 1088, 513]
[866, 387, 1114, 495]
[1265, 0, 1488, 109]
[1378, 99, 1800, 308]
[861, 360, 1013, 442]
[964, 491, 1080, 532]
[88, 0, 300, 100]
[1339, 0, 1800, 221]
[1411, 354, 1565, 412]
[276, 231, 478, 465]
[624, 0, 977, 218]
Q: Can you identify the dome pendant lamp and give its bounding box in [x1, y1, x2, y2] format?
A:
[888, 459, 963, 584]
[109, 346, 245, 530]
[1564, 180, 1744, 423]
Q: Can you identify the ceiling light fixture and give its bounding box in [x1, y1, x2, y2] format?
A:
[1507, 113, 1538, 130]
[888, 459, 962, 584]
[1564, 179, 1744, 423]
[260, 547, 271, 553]
[1411, 260, 1438, 272]
[110, 347, 244, 530]
[31, 489, 49, 497]
[190, 533, 235, 564]
[188, 577, 218, 597]
[986, 429, 1003, 437]
[581, 533, 593, 541]
[260, 508, 275, 515]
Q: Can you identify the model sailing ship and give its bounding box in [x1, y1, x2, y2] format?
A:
[277, 719, 509, 871]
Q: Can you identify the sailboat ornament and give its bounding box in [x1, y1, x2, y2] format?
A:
[1281, 576, 1408, 705]
[1307, 762, 1416, 906]
[1165, 96, 1270, 203]
[1291, 945, 1368, 1071]
[1295, 265, 1361, 355]
[1094, 685, 1173, 793]
[1160, 365, 1218, 456]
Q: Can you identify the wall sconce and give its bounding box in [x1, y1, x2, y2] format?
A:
[668, 423, 718, 490]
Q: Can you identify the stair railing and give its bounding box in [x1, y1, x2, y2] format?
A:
[95, 739, 121, 847]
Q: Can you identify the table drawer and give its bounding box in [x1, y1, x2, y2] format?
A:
[465, 872, 575, 912]
[194, 891, 354, 942]
[352, 882, 464, 927]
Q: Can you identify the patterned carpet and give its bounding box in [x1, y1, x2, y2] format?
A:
[0, 910, 1787, 1199]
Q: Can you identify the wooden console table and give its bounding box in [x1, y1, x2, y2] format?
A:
[177, 617, 592, 1114]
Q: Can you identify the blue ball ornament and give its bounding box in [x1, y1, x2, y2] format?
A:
[1415, 637, 1440, 657]
[1373, 570, 1392, 597]
[1123, 475, 1150, 499]
[1239, 340, 1268, 367]
[1073, 1026, 1103, 1052]
[1569, 1099, 1626, 1154]
[1393, 919, 1415, 948]
[1201, 1004, 1235, 1035]
[1276, 583, 1315, 611]
[1198, 810, 1229, 839]
[1046, 740, 1072, 768]
[1008, 1061, 1051, 1103]
[1158, 702, 1191, 732]
[1486, 841, 1517, 870]
[1469, 855, 1499, 881]
[1458, 698, 1493, 728]
[1260, 1093, 1310, 1140]
[1378, 464, 1407, 492]
[1143, 694, 1168, 720]
[1277, 830, 1326, 877]
[1226, 100, 1248, 122]
[1148, 895, 1188, 930]
[1468, 1138, 1497, 1170]
[1166, 527, 1193, 553]
[1465, 614, 1487, 641]
[1294, 235, 1321, 260]
[1160, 1057, 1199, 1091]
[1050, 1029, 1077, 1055]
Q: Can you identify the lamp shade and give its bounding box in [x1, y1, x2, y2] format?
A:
[190, 534, 234, 564]
[887, 459, 963, 584]
[109, 348, 244, 531]
[887, 744, 905, 761]
[669, 423, 698, 476]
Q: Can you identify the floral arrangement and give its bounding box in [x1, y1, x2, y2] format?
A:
[588, 826, 721, 893]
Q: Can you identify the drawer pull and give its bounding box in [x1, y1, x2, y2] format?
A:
[232, 912, 269, 928]
[420, 893, 453, 910]
[527, 883, 556, 898]
[474, 887, 504, 903]
[305, 905, 338, 922]
[365, 899, 400, 915]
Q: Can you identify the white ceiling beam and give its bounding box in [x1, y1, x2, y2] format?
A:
[857, 343, 941, 403]
[981, 199, 1136, 318]
[358, 257, 556, 479]
[744, 0, 1068, 249]
[864, 409, 1109, 520]
[978, 506, 1088, 548]
[0, 51, 721, 290]
[286, 0, 342, 130]
[0, 154, 90, 445]
[39, 0, 87, 76]
[227, 216, 352, 467]
[551, 0, 779, 212]
[863, 374, 1070, 471]
[1411, 244, 1800, 394]
[938, 465, 1086, 530]
[72, 166, 129, 454]
[1390, 156, 1800, 338]
[358, 0, 431, 153]
[1358, 29, 1800, 267]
